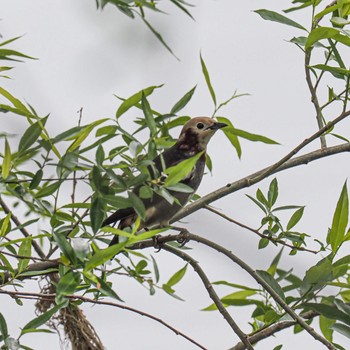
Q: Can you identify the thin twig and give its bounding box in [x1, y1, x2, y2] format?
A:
[0, 196, 46, 259]
[160, 244, 253, 350]
[0, 289, 207, 350]
[0, 250, 57, 262]
[229, 310, 317, 350]
[173, 141, 350, 224]
[204, 205, 318, 253]
[1, 177, 89, 184]
[305, 50, 327, 148]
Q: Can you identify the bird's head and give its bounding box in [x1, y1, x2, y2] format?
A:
[177, 117, 227, 154]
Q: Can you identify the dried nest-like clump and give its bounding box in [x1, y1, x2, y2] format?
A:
[35, 275, 104, 350]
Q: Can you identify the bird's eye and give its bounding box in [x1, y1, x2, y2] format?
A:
[197, 122, 205, 129]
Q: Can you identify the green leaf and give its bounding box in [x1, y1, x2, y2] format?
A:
[0, 213, 11, 237]
[2, 138, 11, 179]
[312, 64, 350, 76]
[116, 85, 161, 118]
[128, 191, 146, 221]
[53, 232, 77, 265]
[85, 242, 127, 270]
[67, 119, 108, 152]
[95, 276, 123, 301]
[0, 312, 8, 340]
[327, 181, 349, 252]
[17, 238, 32, 273]
[332, 323, 350, 339]
[254, 9, 307, 31]
[141, 16, 179, 59]
[164, 151, 204, 187]
[221, 290, 256, 303]
[256, 270, 285, 301]
[302, 258, 333, 293]
[170, 86, 196, 115]
[141, 93, 157, 136]
[315, 2, 344, 20]
[273, 345, 283, 350]
[29, 169, 43, 190]
[200, 53, 216, 107]
[90, 196, 106, 234]
[21, 301, 68, 334]
[0, 87, 31, 115]
[35, 181, 61, 198]
[96, 144, 105, 166]
[287, 207, 305, 230]
[305, 27, 339, 49]
[217, 116, 241, 158]
[225, 127, 279, 144]
[166, 264, 187, 287]
[268, 178, 278, 207]
[320, 314, 335, 341]
[56, 270, 81, 303]
[18, 117, 47, 152]
[267, 248, 283, 276]
[306, 303, 350, 325]
[258, 237, 269, 249]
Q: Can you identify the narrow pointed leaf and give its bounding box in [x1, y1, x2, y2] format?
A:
[116, 85, 161, 118]
[18, 117, 48, 152]
[141, 93, 157, 136]
[287, 207, 305, 230]
[327, 182, 349, 252]
[85, 242, 127, 270]
[2, 139, 11, 179]
[256, 270, 285, 301]
[200, 53, 216, 107]
[254, 9, 307, 31]
[21, 301, 68, 333]
[90, 196, 106, 234]
[170, 86, 196, 114]
[217, 117, 242, 158]
[164, 151, 204, 187]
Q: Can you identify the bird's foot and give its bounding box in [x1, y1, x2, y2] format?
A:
[177, 229, 190, 247]
[152, 235, 162, 252]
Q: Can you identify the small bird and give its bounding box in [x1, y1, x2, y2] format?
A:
[103, 117, 227, 246]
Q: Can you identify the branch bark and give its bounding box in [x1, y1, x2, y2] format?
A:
[173, 141, 350, 223]
[0, 289, 208, 350]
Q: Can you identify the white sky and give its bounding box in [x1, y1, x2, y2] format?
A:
[1, 0, 350, 349]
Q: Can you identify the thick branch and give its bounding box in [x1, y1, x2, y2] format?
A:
[131, 232, 336, 350]
[173, 142, 350, 223]
[179, 233, 335, 350]
[161, 244, 253, 350]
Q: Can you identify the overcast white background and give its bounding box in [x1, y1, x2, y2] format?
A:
[1, 0, 350, 349]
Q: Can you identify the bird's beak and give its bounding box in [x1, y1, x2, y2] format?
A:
[209, 122, 228, 130]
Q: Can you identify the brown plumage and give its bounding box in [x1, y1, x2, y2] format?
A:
[103, 117, 227, 246]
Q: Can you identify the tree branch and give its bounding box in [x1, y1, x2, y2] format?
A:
[0, 195, 46, 259]
[178, 233, 335, 350]
[173, 141, 350, 223]
[305, 48, 327, 148]
[229, 310, 317, 350]
[160, 244, 253, 350]
[0, 289, 208, 350]
[204, 205, 318, 253]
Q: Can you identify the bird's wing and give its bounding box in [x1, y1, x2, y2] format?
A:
[102, 207, 135, 227]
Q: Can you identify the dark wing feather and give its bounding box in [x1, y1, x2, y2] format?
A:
[102, 207, 135, 227]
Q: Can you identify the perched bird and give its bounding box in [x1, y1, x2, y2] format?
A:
[103, 117, 227, 246]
